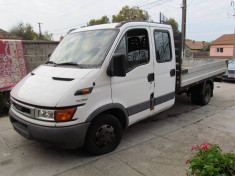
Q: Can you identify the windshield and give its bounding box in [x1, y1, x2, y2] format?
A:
[231, 59, 235, 64]
[49, 29, 118, 68]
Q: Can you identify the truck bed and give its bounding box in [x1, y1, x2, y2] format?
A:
[180, 58, 227, 87]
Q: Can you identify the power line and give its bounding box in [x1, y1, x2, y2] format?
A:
[42, 0, 98, 24]
[135, 0, 152, 6]
[49, 0, 177, 37]
[143, 0, 173, 10]
[48, 22, 86, 33]
[139, 0, 169, 8]
[188, 9, 232, 20]
[188, 28, 233, 34]
[187, 0, 194, 7]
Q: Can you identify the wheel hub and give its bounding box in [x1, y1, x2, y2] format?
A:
[95, 125, 116, 148]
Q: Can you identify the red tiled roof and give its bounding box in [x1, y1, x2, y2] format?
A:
[0, 28, 21, 39]
[185, 40, 208, 50]
[210, 34, 234, 45]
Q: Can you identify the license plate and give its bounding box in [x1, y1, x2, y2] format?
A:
[228, 75, 235, 78]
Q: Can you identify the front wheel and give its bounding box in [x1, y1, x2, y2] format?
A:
[84, 114, 123, 155]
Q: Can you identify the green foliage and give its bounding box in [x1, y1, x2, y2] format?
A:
[0, 91, 10, 117]
[186, 143, 235, 176]
[165, 18, 179, 34]
[9, 22, 53, 41]
[10, 22, 38, 40]
[112, 6, 150, 22]
[87, 16, 110, 26]
[38, 31, 53, 41]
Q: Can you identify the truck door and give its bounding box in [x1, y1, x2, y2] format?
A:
[111, 28, 155, 125]
[150, 28, 176, 114]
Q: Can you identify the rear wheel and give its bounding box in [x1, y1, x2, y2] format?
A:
[200, 84, 212, 105]
[84, 114, 123, 155]
[191, 83, 212, 106]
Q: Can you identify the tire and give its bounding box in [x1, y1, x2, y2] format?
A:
[84, 114, 123, 155]
[199, 83, 212, 105]
[191, 83, 212, 105]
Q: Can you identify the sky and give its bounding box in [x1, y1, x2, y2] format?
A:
[0, 0, 234, 42]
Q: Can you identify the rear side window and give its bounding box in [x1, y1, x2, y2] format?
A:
[115, 29, 150, 72]
[154, 31, 172, 63]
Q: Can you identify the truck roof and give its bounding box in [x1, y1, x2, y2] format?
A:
[71, 21, 172, 33]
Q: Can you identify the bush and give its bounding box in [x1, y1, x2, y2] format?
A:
[0, 91, 10, 116]
[186, 143, 235, 176]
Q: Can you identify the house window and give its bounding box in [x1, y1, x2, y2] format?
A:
[216, 48, 223, 53]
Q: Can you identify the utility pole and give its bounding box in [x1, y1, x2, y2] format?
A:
[37, 22, 42, 39]
[159, 12, 167, 24]
[232, 0, 235, 59]
[181, 0, 187, 60]
[160, 12, 162, 23]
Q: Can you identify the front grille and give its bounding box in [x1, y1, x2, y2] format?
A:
[11, 99, 35, 118]
[228, 70, 235, 74]
[13, 102, 30, 114]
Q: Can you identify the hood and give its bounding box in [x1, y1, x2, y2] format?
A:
[228, 63, 235, 70]
[11, 65, 92, 107]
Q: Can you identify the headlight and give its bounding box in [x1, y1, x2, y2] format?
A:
[37, 108, 76, 122]
[38, 109, 55, 121]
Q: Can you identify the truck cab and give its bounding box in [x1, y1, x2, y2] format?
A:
[9, 22, 188, 155]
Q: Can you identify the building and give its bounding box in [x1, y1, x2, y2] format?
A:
[210, 34, 234, 58]
[0, 28, 21, 39]
[185, 40, 208, 57]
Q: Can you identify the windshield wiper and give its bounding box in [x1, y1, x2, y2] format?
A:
[57, 62, 78, 65]
[45, 60, 57, 65]
[57, 62, 85, 68]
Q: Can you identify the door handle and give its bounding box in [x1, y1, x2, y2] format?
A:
[170, 69, 176, 77]
[148, 73, 154, 82]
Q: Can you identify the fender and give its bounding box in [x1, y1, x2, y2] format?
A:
[85, 103, 129, 129]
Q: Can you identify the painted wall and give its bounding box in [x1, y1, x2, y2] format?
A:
[210, 45, 233, 57]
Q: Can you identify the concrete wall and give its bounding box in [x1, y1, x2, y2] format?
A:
[22, 40, 59, 72]
[192, 52, 209, 58]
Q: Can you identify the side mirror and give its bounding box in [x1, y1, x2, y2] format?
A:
[48, 54, 51, 58]
[107, 53, 126, 77]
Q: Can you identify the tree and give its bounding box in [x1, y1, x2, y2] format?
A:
[39, 31, 53, 41]
[9, 22, 53, 41]
[10, 22, 38, 40]
[165, 18, 179, 34]
[87, 16, 110, 26]
[112, 6, 150, 22]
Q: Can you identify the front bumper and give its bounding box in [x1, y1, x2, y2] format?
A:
[9, 109, 90, 149]
[222, 73, 235, 81]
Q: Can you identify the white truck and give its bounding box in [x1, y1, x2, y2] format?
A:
[9, 22, 227, 155]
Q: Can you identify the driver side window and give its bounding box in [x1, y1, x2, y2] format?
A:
[115, 29, 150, 72]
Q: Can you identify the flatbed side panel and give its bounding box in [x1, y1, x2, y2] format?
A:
[181, 60, 227, 87]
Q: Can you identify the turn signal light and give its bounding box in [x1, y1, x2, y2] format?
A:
[74, 87, 93, 96]
[55, 108, 76, 122]
[82, 89, 91, 95]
